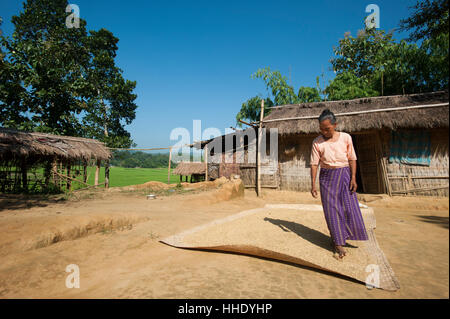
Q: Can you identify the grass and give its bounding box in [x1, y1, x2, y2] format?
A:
[1, 166, 185, 193]
[85, 166, 181, 188]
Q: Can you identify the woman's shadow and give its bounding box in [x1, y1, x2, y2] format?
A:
[264, 217, 357, 253]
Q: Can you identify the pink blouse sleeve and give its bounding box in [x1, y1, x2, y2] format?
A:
[310, 141, 321, 166]
[346, 134, 357, 160]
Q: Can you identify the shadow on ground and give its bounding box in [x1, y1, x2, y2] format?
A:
[0, 194, 66, 211]
[416, 215, 449, 229]
[264, 217, 335, 253]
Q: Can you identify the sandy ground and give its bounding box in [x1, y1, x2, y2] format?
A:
[0, 184, 448, 299]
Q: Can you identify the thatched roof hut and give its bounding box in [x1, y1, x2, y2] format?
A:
[0, 128, 112, 193]
[195, 91, 449, 197]
[172, 161, 206, 176]
[263, 91, 449, 134]
[0, 128, 111, 162]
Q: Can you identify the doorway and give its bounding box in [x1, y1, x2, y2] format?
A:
[351, 132, 383, 194]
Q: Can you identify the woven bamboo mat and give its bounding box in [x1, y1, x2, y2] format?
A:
[160, 204, 400, 291]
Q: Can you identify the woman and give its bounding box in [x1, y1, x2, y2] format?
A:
[310, 109, 368, 259]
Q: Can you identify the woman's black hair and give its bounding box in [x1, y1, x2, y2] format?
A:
[318, 109, 336, 124]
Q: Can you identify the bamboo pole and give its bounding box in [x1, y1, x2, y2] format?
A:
[66, 162, 72, 191]
[52, 160, 58, 187]
[105, 160, 110, 189]
[391, 185, 448, 194]
[377, 131, 392, 196]
[257, 99, 264, 197]
[21, 160, 27, 191]
[168, 146, 172, 183]
[204, 144, 208, 181]
[95, 159, 100, 186]
[238, 119, 258, 128]
[44, 160, 52, 188]
[387, 175, 449, 179]
[83, 162, 87, 184]
[54, 171, 91, 187]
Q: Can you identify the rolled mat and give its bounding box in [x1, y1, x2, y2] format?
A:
[160, 204, 400, 291]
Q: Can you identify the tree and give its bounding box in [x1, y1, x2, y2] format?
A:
[81, 28, 137, 147]
[1, 0, 91, 135]
[399, 0, 449, 42]
[330, 28, 395, 80]
[0, 0, 138, 147]
[297, 86, 321, 103]
[251, 67, 299, 105]
[235, 96, 273, 127]
[236, 67, 322, 126]
[400, 0, 449, 90]
[328, 23, 448, 97]
[324, 71, 379, 100]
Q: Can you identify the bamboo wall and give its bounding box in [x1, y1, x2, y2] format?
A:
[380, 127, 449, 197]
[277, 128, 449, 197]
[278, 133, 316, 191]
[208, 127, 449, 197]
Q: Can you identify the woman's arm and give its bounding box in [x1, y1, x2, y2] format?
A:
[310, 164, 319, 198]
[348, 159, 357, 193]
[310, 140, 320, 198]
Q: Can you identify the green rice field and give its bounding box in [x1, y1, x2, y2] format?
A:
[85, 166, 181, 188]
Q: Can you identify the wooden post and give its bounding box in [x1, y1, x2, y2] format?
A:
[105, 160, 110, 188]
[168, 147, 172, 183]
[95, 159, 100, 186]
[59, 161, 63, 189]
[66, 162, 72, 191]
[204, 144, 208, 181]
[44, 160, 52, 188]
[83, 161, 88, 184]
[21, 160, 28, 192]
[52, 160, 58, 188]
[257, 99, 264, 197]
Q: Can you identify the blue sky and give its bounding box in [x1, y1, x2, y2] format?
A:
[1, 0, 416, 150]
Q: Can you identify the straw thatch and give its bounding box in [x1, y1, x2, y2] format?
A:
[263, 91, 449, 135]
[0, 128, 111, 162]
[172, 161, 206, 175]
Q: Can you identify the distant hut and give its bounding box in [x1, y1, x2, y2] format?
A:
[172, 161, 206, 183]
[0, 128, 111, 193]
[195, 91, 449, 197]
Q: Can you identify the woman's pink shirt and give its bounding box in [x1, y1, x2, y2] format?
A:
[310, 132, 357, 168]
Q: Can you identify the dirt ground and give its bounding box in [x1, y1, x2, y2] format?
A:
[0, 183, 448, 299]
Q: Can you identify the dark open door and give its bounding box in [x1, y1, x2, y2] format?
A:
[352, 132, 383, 194]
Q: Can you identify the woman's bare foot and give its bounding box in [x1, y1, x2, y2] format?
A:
[334, 245, 347, 259]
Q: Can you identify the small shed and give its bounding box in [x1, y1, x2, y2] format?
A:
[0, 128, 111, 193]
[172, 161, 206, 183]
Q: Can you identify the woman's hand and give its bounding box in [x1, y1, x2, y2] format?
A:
[311, 185, 318, 198]
[350, 177, 358, 193]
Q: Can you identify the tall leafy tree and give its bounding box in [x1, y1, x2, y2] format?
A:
[327, 22, 448, 99]
[0, 0, 138, 147]
[82, 29, 137, 147]
[1, 0, 91, 135]
[400, 0, 449, 90]
[399, 0, 449, 42]
[297, 85, 321, 103]
[236, 67, 321, 125]
[236, 96, 273, 127]
[324, 71, 379, 101]
[251, 67, 299, 106]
